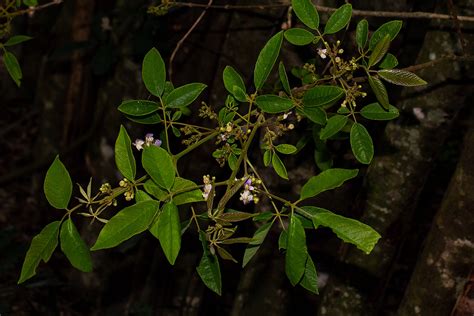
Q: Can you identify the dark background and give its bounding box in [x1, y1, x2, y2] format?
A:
[1, 0, 473, 315]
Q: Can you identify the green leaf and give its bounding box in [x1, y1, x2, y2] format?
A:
[314, 140, 333, 171]
[300, 107, 327, 125]
[172, 111, 182, 121]
[4, 51, 22, 86]
[302, 206, 381, 254]
[255, 95, 294, 114]
[125, 112, 162, 124]
[172, 177, 204, 205]
[4, 35, 32, 47]
[242, 222, 272, 267]
[284, 28, 316, 46]
[369, 20, 402, 51]
[296, 213, 315, 229]
[360, 103, 399, 120]
[216, 246, 237, 262]
[171, 126, 181, 137]
[275, 144, 297, 154]
[278, 230, 288, 250]
[272, 153, 288, 180]
[320, 115, 348, 140]
[324, 4, 352, 34]
[379, 53, 398, 69]
[18, 221, 60, 284]
[60, 218, 92, 272]
[337, 107, 350, 114]
[356, 19, 368, 49]
[303, 85, 344, 108]
[223, 66, 246, 99]
[378, 69, 427, 86]
[118, 100, 159, 116]
[228, 153, 237, 171]
[368, 75, 390, 110]
[254, 31, 284, 90]
[350, 123, 374, 164]
[368, 34, 390, 67]
[164, 83, 207, 109]
[44, 156, 72, 209]
[300, 168, 358, 200]
[232, 86, 247, 102]
[220, 237, 254, 245]
[91, 201, 159, 250]
[292, 0, 319, 30]
[197, 231, 222, 295]
[286, 215, 307, 286]
[263, 150, 272, 167]
[278, 62, 292, 96]
[218, 210, 257, 222]
[144, 179, 167, 200]
[135, 189, 152, 202]
[142, 47, 166, 97]
[142, 146, 176, 190]
[253, 212, 273, 222]
[23, 0, 37, 6]
[299, 255, 318, 294]
[154, 202, 181, 265]
[115, 125, 136, 181]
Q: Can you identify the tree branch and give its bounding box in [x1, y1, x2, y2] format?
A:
[169, 0, 213, 82]
[10, 0, 62, 17]
[170, 1, 474, 23]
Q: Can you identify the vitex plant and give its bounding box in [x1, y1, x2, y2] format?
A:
[18, 0, 426, 295]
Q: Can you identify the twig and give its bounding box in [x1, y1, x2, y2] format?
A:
[168, 0, 213, 82]
[447, 0, 467, 53]
[170, 1, 474, 23]
[402, 55, 474, 73]
[10, 0, 63, 17]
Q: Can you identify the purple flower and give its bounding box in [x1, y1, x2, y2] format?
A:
[132, 133, 162, 150]
[154, 139, 162, 147]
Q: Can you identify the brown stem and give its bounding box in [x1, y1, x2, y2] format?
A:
[170, 1, 474, 23]
[10, 0, 63, 17]
[401, 54, 474, 72]
[168, 0, 213, 82]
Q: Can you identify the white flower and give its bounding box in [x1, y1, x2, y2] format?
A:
[239, 189, 254, 205]
[145, 133, 154, 145]
[133, 134, 162, 150]
[239, 177, 257, 205]
[202, 175, 213, 200]
[317, 48, 327, 59]
[133, 139, 145, 150]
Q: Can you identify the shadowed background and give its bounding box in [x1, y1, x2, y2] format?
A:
[1, 0, 473, 315]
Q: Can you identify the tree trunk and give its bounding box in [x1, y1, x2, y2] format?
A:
[397, 113, 474, 315]
[317, 1, 474, 314]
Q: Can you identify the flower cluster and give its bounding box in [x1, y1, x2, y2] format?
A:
[202, 175, 214, 201]
[239, 176, 261, 205]
[119, 178, 134, 201]
[133, 133, 162, 151]
[99, 183, 112, 194]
